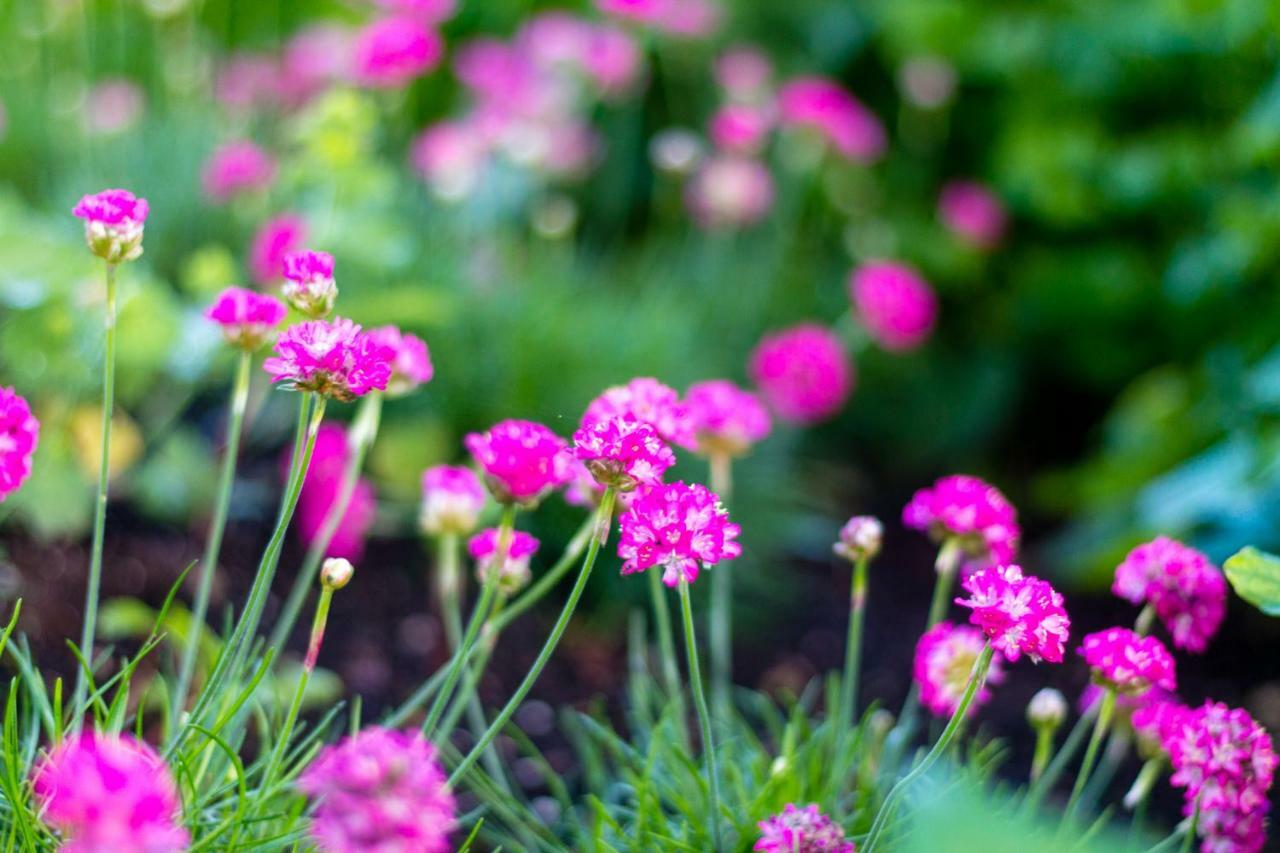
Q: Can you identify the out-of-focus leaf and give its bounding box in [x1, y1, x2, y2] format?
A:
[1224, 547, 1280, 617]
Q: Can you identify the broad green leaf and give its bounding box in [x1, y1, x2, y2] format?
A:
[1224, 547, 1280, 616]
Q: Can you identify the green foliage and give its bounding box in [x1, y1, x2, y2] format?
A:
[1224, 546, 1280, 616]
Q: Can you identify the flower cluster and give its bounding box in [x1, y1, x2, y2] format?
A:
[582, 377, 696, 449]
[204, 286, 288, 350]
[365, 326, 434, 396]
[1078, 627, 1176, 694]
[573, 416, 675, 491]
[617, 481, 740, 586]
[264, 318, 393, 401]
[1112, 536, 1226, 653]
[0, 387, 39, 502]
[420, 465, 486, 536]
[292, 424, 377, 560]
[72, 188, 149, 263]
[298, 727, 456, 853]
[282, 250, 338, 318]
[201, 140, 277, 202]
[754, 803, 855, 853]
[956, 564, 1071, 664]
[913, 622, 1006, 718]
[848, 261, 938, 352]
[465, 419, 573, 505]
[469, 527, 540, 595]
[685, 379, 771, 457]
[902, 474, 1020, 570]
[749, 324, 853, 424]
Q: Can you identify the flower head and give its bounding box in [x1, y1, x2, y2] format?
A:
[32, 732, 189, 852]
[913, 622, 1006, 718]
[684, 379, 771, 457]
[573, 415, 675, 491]
[939, 181, 1006, 248]
[469, 527, 540, 595]
[709, 104, 773, 154]
[465, 419, 573, 505]
[748, 324, 853, 424]
[685, 154, 775, 229]
[201, 140, 277, 203]
[365, 326, 433, 396]
[834, 515, 882, 563]
[1027, 688, 1068, 729]
[249, 214, 308, 285]
[420, 465, 486, 536]
[353, 17, 443, 88]
[298, 727, 456, 853]
[902, 474, 1019, 570]
[72, 188, 149, 263]
[618, 481, 740, 587]
[204, 286, 288, 350]
[264, 318, 393, 402]
[282, 250, 337, 318]
[849, 261, 938, 352]
[956, 564, 1071, 664]
[321, 557, 355, 590]
[1112, 537, 1226, 653]
[0, 387, 38, 502]
[1079, 627, 1176, 694]
[754, 803, 854, 853]
[714, 46, 772, 101]
[777, 77, 885, 162]
[582, 377, 696, 450]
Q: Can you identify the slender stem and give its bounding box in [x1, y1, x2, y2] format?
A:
[708, 452, 732, 716]
[1031, 726, 1054, 783]
[437, 596, 506, 739]
[1134, 604, 1156, 636]
[649, 565, 688, 733]
[1063, 686, 1116, 825]
[173, 349, 252, 719]
[679, 577, 723, 852]
[1178, 800, 1200, 853]
[73, 262, 117, 720]
[833, 554, 869, 779]
[1022, 705, 1096, 815]
[448, 488, 616, 786]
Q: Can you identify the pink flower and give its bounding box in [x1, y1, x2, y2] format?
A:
[374, 0, 456, 24]
[573, 415, 676, 491]
[618, 481, 740, 586]
[365, 326, 433, 396]
[32, 732, 189, 853]
[282, 250, 337, 317]
[298, 727, 456, 853]
[204, 286, 288, 350]
[685, 154, 775, 229]
[264, 318, 394, 402]
[72, 188, 149, 263]
[84, 79, 145, 136]
[582, 26, 644, 98]
[834, 515, 882, 562]
[0, 388, 38, 502]
[469, 527, 540, 594]
[215, 53, 281, 114]
[1079, 627, 1176, 694]
[353, 17, 443, 88]
[201, 140, 277, 203]
[902, 474, 1020, 570]
[708, 104, 773, 154]
[411, 121, 490, 201]
[956, 564, 1071, 664]
[582, 377, 696, 450]
[748, 324, 853, 424]
[849, 261, 938, 352]
[685, 379, 771, 456]
[596, 0, 670, 24]
[777, 77, 886, 163]
[249, 214, 308, 285]
[280, 26, 354, 106]
[464, 419, 573, 505]
[1113, 537, 1225, 654]
[938, 181, 1006, 248]
[420, 465, 486, 535]
[754, 803, 854, 853]
[298, 472, 376, 561]
[714, 47, 772, 101]
[1131, 697, 1190, 752]
[658, 0, 721, 38]
[913, 622, 1006, 718]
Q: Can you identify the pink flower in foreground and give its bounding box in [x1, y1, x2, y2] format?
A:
[465, 419, 573, 505]
[32, 732, 189, 853]
[902, 474, 1020, 570]
[264, 318, 393, 402]
[709, 104, 773, 154]
[573, 415, 675, 491]
[582, 378, 696, 450]
[282, 250, 337, 317]
[618, 481, 740, 587]
[1112, 537, 1226, 654]
[938, 181, 1007, 248]
[685, 154, 775, 229]
[849, 261, 938, 352]
[956, 564, 1071, 664]
[777, 77, 885, 163]
[755, 803, 854, 853]
[0, 388, 38, 502]
[72, 188, 149, 263]
[249, 214, 308, 285]
[420, 465, 486, 535]
[748, 324, 853, 424]
[469, 527, 540, 594]
[685, 379, 771, 457]
[201, 140, 277, 203]
[353, 17, 442, 88]
[1079, 627, 1176, 694]
[913, 622, 1006, 718]
[365, 326, 433, 396]
[298, 727, 456, 853]
[204, 286, 288, 350]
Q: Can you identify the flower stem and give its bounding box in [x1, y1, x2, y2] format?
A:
[1134, 603, 1156, 636]
[649, 565, 688, 733]
[708, 451, 733, 717]
[1031, 724, 1054, 783]
[833, 554, 869, 776]
[1063, 686, 1116, 826]
[680, 576, 723, 852]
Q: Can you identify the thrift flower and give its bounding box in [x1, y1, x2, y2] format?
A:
[264, 318, 393, 402]
[685, 379, 771, 457]
[282, 250, 338, 318]
[902, 474, 1019, 570]
[1079, 627, 1176, 694]
[582, 377, 696, 450]
[938, 181, 1007, 248]
[755, 803, 854, 853]
[618, 481, 740, 586]
[834, 515, 882, 562]
[709, 104, 773, 154]
[420, 465, 486, 536]
[913, 621, 1006, 718]
[685, 154, 775, 229]
[0, 387, 39, 501]
[573, 415, 676, 491]
[298, 727, 456, 853]
[848, 261, 938, 352]
[777, 77, 885, 162]
[365, 326, 433, 396]
[72, 188, 148, 264]
[289, 424, 376, 560]
[465, 419, 573, 505]
[32, 732, 189, 852]
[469, 527, 540, 595]
[353, 17, 443, 88]
[201, 140, 277, 203]
[204, 286, 288, 350]
[249, 214, 307, 285]
[1027, 688, 1068, 729]
[956, 564, 1071, 664]
[714, 47, 772, 101]
[1113, 536, 1226, 653]
[749, 324, 853, 424]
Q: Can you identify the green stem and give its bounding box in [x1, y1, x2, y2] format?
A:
[649, 565, 688, 733]
[1022, 705, 1096, 815]
[708, 452, 732, 716]
[448, 488, 616, 786]
[1031, 725, 1054, 783]
[833, 554, 869, 777]
[1178, 800, 1200, 853]
[1134, 604, 1156, 636]
[680, 577, 723, 851]
[1063, 687, 1116, 826]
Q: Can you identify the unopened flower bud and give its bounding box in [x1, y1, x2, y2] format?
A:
[282, 250, 337, 318]
[320, 557, 354, 590]
[1027, 687, 1067, 730]
[834, 515, 882, 562]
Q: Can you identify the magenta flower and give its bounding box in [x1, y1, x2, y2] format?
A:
[685, 379, 771, 457]
[582, 25, 644, 98]
[1079, 627, 1176, 694]
[714, 46, 772, 101]
[204, 286, 288, 350]
[249, 214, 308, 285]
[264, 318, 393, 402]
[353, 17, 442, 88]
[573, 415, 676, 491]
[0, 387, 38, 502]
[685, 154, 775, 229]
[618, 481, 740, 587]
[365, 326, 433, 396]
[72, 188, 149, 263]
[939, 181, 1007, 248]
[913, 622, 1006, 718]
[902, 474, 1020, 570]
[201, 140, 277, 203]
[777, 77, 885, 163]
[582, 377, 696, 450]
[469, 527, 540, 594]
[956, 564, 1071, 664]
[420, 465, 486, 536]
[1131, 697, 1189, 752]
[465, 419, 573, 505]
[849, 261, 938, 352]
[298, 474, 376, 561]
[709, 104, 773, 154]
[748, 324, 853, 424]
[1112, 537, 1226, 654]
[32, 732, 189, 852]
[281, 249, 337, 318]
[755, 803, 854, 853]
[298, 727, 456, 853]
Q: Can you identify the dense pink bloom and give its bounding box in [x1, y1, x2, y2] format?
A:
[956, 564, 1071, 664]
[777, 77, 886, 162]
[939, 181, 1007, 248]
[1079, 627, 1176, 694]
[84, 79, 144, 135]
[353, 17, 443, 88]
[582, 377, 696, 450]
[1131, 697, 1189, 751]
[618, 481, 740, 586]
[204, 286, 288, 350]
[755, 803, 854, 853]
[365, 326, 433, 396]
[201, 140, 277, 202]
[685, 154, 775, 229]
[249, 214, 308, 285]
[465, 419, 573, 505]
[299, 727, 456, 853]
[573, 415, 676, 491]
[282, 250, 337, 317]
[709, 104, 773, 154]
[1113, 537, 1226, 654]
[685, 379, 771, 456]
[748, 324, 853, 424]
[264, 318, 393, 401]
[849, 261, 938, 352]
[902, 474, 1020, 570]
[72, 188, 149, 263]
[420, 465, 486, 535]
[714, 47, 772, 100]
[411, 121, 490, 201]
[0, 388, 38, 502]
[374, 0, 456, 24]
[32, 732, 189, 853]
[469, 527, 540, 594]
[913, 622, 1006, 718]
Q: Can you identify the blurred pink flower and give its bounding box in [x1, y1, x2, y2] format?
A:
[204, 286, 288, 351]
[465, 419, 573, 505]
[582, 377, 695, 450]
[1079, 627, 1176, 694]
[215, 53, 281, 114]
[597, 0, 670, 24]
[411, 120, 490, 202]
[280, 25, 354, 106]
[755, 803, 853, 853]
[1112, 537, 1226, 653]
[201, 141, 277, 203]
[365, 326, 433, 396]
[686, 154, 775, 229]
[264, 318, 393, 402]
[299, 471, 377, 560]
[582, 25, 644, 98]
[353, 17, 443, 88]
[715, 47, 772, 101]
[957, 564, 1071, 664]
[938, 180, 1007, 248]
[420, 465, 486, 535]
[374, 0, 456, 24]
[708, 104, 773, 154]
[914, 622, 1006, 718]
[84, 79, 144, 135]
[618, 481, 740, 586]
[469, 527, 540, 594]
[902, 474, 1019, 570]
[684, 379, 771, 457]
[249, 214, 308, 285]
[849, 261, 938, 352]
[748, 324, 852, 423]
[777, 76, 886, 163]
[0, 387, 38, 502]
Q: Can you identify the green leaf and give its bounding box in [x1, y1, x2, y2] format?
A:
[1224, 546, 1280, 616]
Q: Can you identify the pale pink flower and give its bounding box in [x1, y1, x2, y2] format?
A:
[913, 622, 1006, 718]
[249, 214, 308, 285]
[658, 0, 721, 38]
[834, 515, 882, 562]
[215, 53, 281, 114]
[536, 120, 601, 178]
[374, 0, 456, 24]
[298, 727, 455, 853]
[1079, 627, 1176, 694]
[0, 387, 38, 502]
[748, 324, 853, 424]
[902, 474, 1019, 570]
[573, 415, 676, 491]
[411, 120, 490, 201]
[685, 379, 771, 456]
[777, 77, 886, 163]
[618, 481, 740, 587]
[32, 732, 189, 853]
[72, 188, 148, 263]
[685, 154, 775, 228]
[353, 17, 443, 88]
[956, 564, 1070, 664]
[365, 326, 433, 396]
[582, 378, 696, 450]
[849, 261, 938, 352]
[420, 465, 486, 535]
[282, 250, 337, 318]
[715, 47, 772, 101]
[280, 26, 354, 106]
[755, 803, 854, 853]
[204, 286, 288, 350]
[84, 79, 144, 135]
[1113, 537, 1226, 653]
[264, 318, 393, 402]
[938, 181, 1007, 248]
[582, 26, 644, 98]
[465, 419, 573, 505]
[709, 104, 773, 154]
[469, 527, 540, 594]
[597, 0, 670, 25]
[201, 140, 277, 203]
